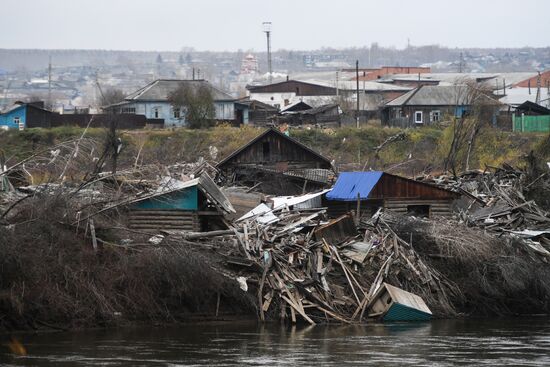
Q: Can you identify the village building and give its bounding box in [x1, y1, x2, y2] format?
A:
[0, 101, 52, 130]
[381, 85, 501, 128]
[0, 101, 156, 130]
[247, 79, 410, 121]
[234, 97, 278, 125]
[128, 174, 235, 232]
[277, 104, 343, 127]
[103, 79, 237, 127]
[324, 171, 459, 219]
[217, 128, 334, 195]
[512, 101, 550, 132]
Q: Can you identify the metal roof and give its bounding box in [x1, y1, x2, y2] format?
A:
[124, 79, 235, 102]
[216, 128, 332, 168]
[326, 171, 383, 201]
[385, 85, 501, 107]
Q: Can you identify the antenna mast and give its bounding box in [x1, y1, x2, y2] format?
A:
[263, 22, 273, 84]
[48, 56, 52, 109]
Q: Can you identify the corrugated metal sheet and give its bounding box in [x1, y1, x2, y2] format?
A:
[326, 171, 383, 201]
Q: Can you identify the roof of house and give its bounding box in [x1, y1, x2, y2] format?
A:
[379, 72, 540, 88]
[327, 171, 384, 201]
[246, 79, 336, 95]
[235, 97, 279, 111]
[1, 102, 52, 115]
[385, 85, 500, 107]
[307, 79, 412, 92]
[216, 128, 332, 168]
[123, 79, 235, 102]
[515, 101, 550, 115]
[326, 171, 458, 201]
[281, 101, 313, 113]
[293, 104, 340, 115]
[498, 87, 550, 107]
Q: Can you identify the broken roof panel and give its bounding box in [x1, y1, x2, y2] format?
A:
[132, 173, 235, 214]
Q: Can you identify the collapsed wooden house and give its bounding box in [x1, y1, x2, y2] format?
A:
[128, 174, 235, 231]
[325, 171, 459, 219]
[217, 128, 334, 195]
[367, 283, 432, 321]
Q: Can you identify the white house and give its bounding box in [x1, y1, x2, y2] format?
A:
[104, 79, 237, 127]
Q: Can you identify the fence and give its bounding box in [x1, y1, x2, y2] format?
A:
[512, 114, 550, 132]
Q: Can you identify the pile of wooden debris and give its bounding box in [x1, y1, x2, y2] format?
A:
[419, 164, 550, 234]
[164, 202, 462, 324]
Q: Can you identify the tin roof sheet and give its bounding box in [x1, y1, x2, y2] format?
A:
[326, 171, 383, 201]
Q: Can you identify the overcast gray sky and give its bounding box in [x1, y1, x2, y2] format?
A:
[2, 0, 548, 51]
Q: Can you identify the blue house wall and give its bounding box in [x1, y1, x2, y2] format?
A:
[122, 101, 235, 127]
[0, 105, 26, 129]
[132, 186, 198, 210]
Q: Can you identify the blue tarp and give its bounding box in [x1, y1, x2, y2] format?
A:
[326, 171, 383, 201]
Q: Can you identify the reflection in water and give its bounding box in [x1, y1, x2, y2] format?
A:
[1, 318, 550, 366]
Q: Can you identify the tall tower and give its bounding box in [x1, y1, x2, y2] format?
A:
[48, 56, 52, 110]
[263, 22, 273, 84]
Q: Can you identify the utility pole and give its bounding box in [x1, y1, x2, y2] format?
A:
[536, 72, 541, 105]
[263, 22, 273, 84]
[48, 56, 52, 110]
[355, 60, 360, 128]
[336, 71, 339, 97]
[458, 52, 465, 73]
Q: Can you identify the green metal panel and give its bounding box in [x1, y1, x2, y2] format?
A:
[513, 115, 550, 132]
[133, 186, 198, 210]
[383, 303, 432, 322]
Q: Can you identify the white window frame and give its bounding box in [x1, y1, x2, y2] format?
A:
[431, 110, 441, 122]
[14, 117, 24, 130]
[414, 111, 423, 124]
[173, 107, 181, 119]
[121, 107, 136, 114]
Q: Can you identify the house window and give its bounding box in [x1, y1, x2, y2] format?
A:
[153, 107, 160, 119]
[14, 117, 23, 130]
[431, 110, 441, 122]
[262, 141, 270, 160]
[173, 107, 181, 119]
[414, 111, 423, 124]
[121, 107, 136, 114]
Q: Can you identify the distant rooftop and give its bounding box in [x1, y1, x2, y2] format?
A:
[124, 79, 235, 102]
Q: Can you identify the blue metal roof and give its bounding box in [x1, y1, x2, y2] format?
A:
[326, 171, 383, 201]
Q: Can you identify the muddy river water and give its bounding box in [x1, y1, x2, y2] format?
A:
[1, 318, 550, 366]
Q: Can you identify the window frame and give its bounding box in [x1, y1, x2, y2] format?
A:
[414, 111, 423, 124]
[431, 110, 441, 122]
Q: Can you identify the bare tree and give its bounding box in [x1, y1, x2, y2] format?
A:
[444, 79, 497, 174]
[168, 83, 215, 129]
[99, 88, 125, 107]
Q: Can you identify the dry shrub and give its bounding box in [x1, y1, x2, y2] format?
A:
[390, 215, 550, 316]
[0, 195, 255, 332]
